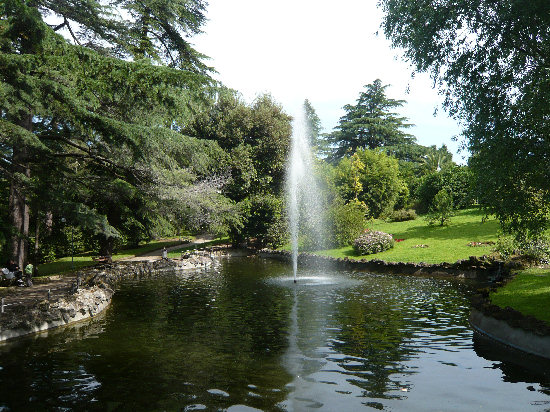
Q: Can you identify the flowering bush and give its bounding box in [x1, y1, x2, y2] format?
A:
[353, 230, 394, 255]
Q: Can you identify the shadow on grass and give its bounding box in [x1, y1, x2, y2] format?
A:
[36, 239, 188, 277]
[37, 260, 96, 277]
[388, 218, 500, 241]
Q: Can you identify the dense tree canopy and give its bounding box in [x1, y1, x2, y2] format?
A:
[336, 149, 407, 218]
[326, 79, 414, 162]
[0, 0, 230, 264]
[184, 88, 292, 246]
[379, 0, 550, 239]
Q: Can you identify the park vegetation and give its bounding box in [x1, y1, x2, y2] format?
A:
[1, 0, 549, 275]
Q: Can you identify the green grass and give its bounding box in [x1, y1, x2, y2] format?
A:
[316, 208, 500, 264]
[36, 239, 188, 277]
[490, 268, 550, 325]
[167, 238, 229, 258]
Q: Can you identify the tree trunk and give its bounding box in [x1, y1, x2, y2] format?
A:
[34, 213, 40, 263]
[9, 114, 32, 269]
[45, 211, 53, 235]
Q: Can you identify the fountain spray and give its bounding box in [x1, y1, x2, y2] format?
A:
[286, 104, 325, 283]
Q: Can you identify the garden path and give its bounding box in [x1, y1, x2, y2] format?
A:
[0, 236, 214, 319]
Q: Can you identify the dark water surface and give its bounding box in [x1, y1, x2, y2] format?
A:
[1, 257, 550, 411]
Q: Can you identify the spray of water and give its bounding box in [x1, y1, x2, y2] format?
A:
[286, 106, 325, 282]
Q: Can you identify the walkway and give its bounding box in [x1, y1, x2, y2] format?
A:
[0, 236, 214, 319]
[120, 235, 214, 262]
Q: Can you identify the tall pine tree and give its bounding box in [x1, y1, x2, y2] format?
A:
[327, 79, 414, 162]
[0, 0, 222, 264]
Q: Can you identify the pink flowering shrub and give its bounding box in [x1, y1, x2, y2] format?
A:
[353, 230, 394, 255]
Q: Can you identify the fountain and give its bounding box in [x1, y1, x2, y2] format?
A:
[286, 104, 325, 283]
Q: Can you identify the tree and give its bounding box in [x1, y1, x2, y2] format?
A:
[336, 149, 406, 218]
[428, 189, 453, 226]
[303, 99, 323, 150]
[0, 0, 222, 263]
[420, 146, 453, 174]
[327, 79, 415, 162]
[416, 166, 474, 213]
[379, 0, 550, 240]
[184, 89, 292, 245]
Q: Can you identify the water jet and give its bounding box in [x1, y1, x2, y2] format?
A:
[286, 103, 325, 283]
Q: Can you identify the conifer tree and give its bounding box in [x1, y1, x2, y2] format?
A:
[327, 79, 414, 162]
[0, 0, 221, 263]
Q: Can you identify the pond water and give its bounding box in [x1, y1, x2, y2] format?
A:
[1, 257, 550, 411]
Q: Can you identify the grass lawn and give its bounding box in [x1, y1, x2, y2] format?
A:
[490, 268, 550, 325]
[316, 208, 500, 264]
[167, 238, 229, 258]
[36, 239, 188, 277]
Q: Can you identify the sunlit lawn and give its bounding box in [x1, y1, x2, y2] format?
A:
[490, 268, 550, 325]
[316, 208, 500, 264]
[36, 239, 189, 277]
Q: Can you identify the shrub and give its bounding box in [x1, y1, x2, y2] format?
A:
[390, 209, 417, 222]
[521, 237, 550, 264]
[353, 230, 394, 255]
[327, 200, 368, 248]
[493, 235, 517, 260]
[415, 166, 474, 213]
[428, 189, 453, 226]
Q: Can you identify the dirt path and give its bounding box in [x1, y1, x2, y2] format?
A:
[120, 235, 214, 261]
[0, 236, 215, 315]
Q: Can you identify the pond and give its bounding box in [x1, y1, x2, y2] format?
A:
[1, 257, 549, 411]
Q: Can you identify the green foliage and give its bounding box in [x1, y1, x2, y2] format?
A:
[336, 149, 406, 218]
[380, 0, 550, 241]
[185, 89, 292, 243]
[303, 99, 322, 150]
[328, 200, 368, 248]
[521, 237, 550, 265]
[0, 1, 234, 260]
[493, 235, 517, 261]
[353, 230, 394, 255]
[233, 194, 287, 248]
[415, 166, 474, 213]
[494, 233, 550, 264]
[326, 79, 415, 162]
[390, 209, 417, 222]
[428, 189, 453, 226]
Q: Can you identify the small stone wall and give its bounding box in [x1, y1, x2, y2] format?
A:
[469, 290, 550, 359]
[470, 308, 550, 359]
[259, 249, 506, 279]
[0, 254, 214, 343]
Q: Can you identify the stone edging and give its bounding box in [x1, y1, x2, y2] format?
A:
[470, 308, 550, 359]
[0, 254, 214, 342]
[259, 249, 506, 279]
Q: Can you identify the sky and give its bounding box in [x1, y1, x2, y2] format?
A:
[192, 0, 467, 163]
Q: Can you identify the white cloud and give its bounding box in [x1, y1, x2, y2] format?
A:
[193, 0, 466, 162]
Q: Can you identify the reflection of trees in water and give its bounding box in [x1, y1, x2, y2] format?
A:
[331, 275, 474, 400]
[131, 262, 293, 410]
[473, 334, 550, 396]
[0, 262, 295, 411]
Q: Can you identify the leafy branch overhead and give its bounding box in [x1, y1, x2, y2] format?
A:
[379, 0, 550, 240]
[0, 0, 229, 262]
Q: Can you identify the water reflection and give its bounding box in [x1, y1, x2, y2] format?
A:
[0, 258, 549, 411]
